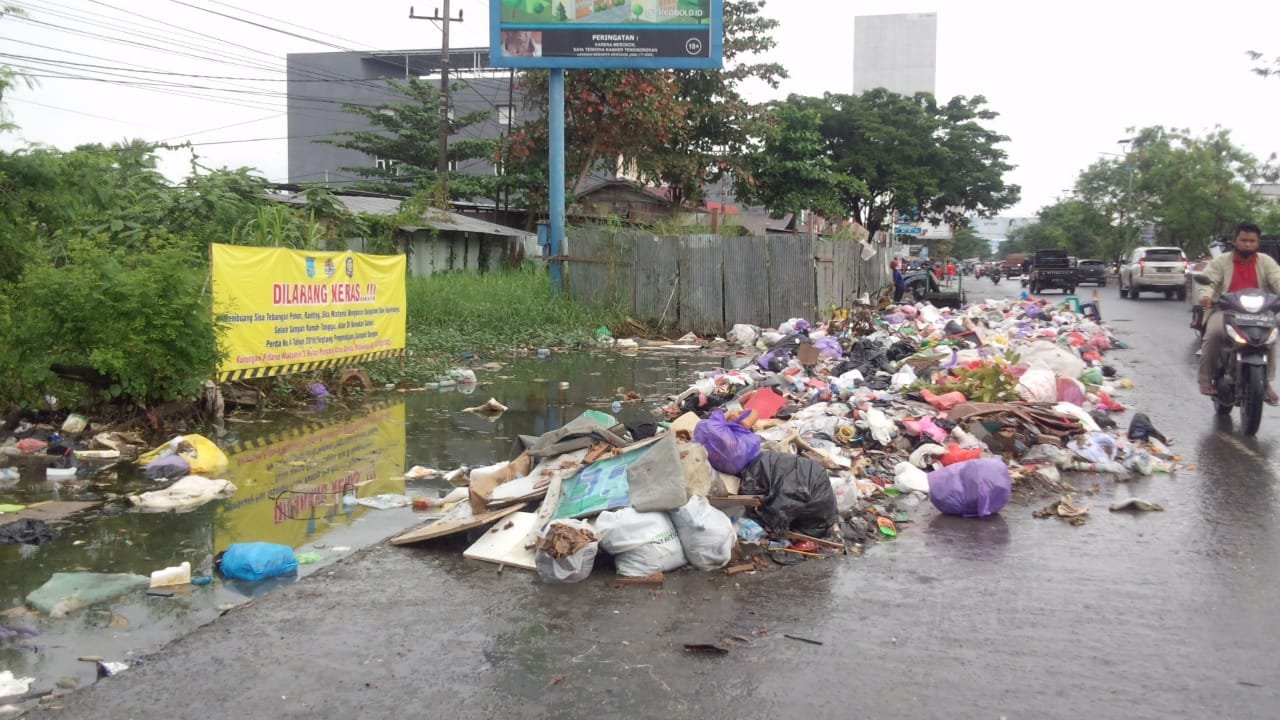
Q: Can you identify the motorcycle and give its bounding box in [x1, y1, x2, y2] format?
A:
[990, 269, 1000, 285]
[1193, 274, 1280, 435]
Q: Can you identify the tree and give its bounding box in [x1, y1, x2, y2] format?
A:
[508, 0, 787, 215]
[1005, 199, 1114, 259]
[320, 77, 498, 202]
[950, 225, 992, 260]
[1074, 126, 1276, 255]
[740, 89, 1020, 235]
[733, 100, 853, 220]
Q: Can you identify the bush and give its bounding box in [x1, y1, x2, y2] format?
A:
[0, 238, 221, 408]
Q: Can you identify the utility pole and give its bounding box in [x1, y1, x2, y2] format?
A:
[410, 4, 463, 201]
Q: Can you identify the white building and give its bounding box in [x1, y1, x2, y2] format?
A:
[853, 13, 937, 96]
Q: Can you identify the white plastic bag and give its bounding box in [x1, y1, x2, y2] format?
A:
[864, 408, 896, 445]
[1016, 368, 1058, 403]
[669, 496, 734, 571]
[890, 365, 918, 391]
[535, 520, 599, 584]
[894, 461, 931, 494]
[595, 508, 687, 577]
[1020, 341, 1086, 378]
[728, 324, 759, 347]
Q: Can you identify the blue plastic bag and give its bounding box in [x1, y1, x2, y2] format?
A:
[693, 410, 762, 475]
[219, 542, 298, 582]
[927, 458, 1011, 518]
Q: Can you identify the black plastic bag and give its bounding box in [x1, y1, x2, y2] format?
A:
[1127, 413, 1168, 443]
[738, 451, 838, 537]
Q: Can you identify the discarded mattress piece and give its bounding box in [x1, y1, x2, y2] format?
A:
[127, 476, 236, 512]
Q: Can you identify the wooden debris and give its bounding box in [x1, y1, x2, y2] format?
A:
[612, 572, 665, 587]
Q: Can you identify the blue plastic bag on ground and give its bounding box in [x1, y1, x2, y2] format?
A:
[219, 542, 298, 582]
[927, 458, 1011, 518]
[693, 410, 762, 475]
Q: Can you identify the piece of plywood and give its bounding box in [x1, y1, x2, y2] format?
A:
[0, 500, 100, 528]
[389, 502, 527, 546]
[462, 511, 540, 570]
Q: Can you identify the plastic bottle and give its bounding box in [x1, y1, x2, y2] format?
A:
[611, 400, 623, 413]
[149, 561, 192, 588]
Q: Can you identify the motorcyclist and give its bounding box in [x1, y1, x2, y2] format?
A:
[1197, 221, 1280, 404]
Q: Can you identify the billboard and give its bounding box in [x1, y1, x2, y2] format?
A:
[489, 0, 723, 69]
[211, 244, 406, 381]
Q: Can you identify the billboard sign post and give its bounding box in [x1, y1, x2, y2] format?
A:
[489, 0, 723, 292]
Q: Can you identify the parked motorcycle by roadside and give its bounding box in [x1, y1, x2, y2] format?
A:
[1193, 274, 1280, 435]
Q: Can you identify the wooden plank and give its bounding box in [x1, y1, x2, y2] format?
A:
[633, 233, 680, 323]
[463, 511, 540, 570]
[389, 502, 528, 545]
[722, 235, 770, 327]
[768, 235, 815, 326]
[813, 238, 837, 319]
[677, 234, 724, 335]
[0, 500, 101, 528]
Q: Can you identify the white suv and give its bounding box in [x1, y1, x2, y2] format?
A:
[1119, 246, 1188, 300]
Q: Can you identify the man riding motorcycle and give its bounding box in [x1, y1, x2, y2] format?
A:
[1198, 222, 1280, 405]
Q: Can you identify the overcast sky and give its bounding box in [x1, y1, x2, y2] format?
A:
[3, 0, 1278, 217]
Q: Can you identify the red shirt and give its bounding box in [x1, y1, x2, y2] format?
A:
[1229, 254, 1259, 293]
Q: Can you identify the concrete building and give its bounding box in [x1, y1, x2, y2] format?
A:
[853, 13, 937, 96]
[287, 49, 519, 187]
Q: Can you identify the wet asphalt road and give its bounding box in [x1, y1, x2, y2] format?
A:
[25, 280, 1280, 720]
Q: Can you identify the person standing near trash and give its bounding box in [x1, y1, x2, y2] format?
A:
[945, 259, 957, 286]
[1197, 221, 1280, 404]
[892, 260, 906, 302]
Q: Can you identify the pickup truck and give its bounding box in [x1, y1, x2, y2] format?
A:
[1028, 249, 1077, 294]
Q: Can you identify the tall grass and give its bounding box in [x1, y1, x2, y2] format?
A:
[392, 265, 626, 374]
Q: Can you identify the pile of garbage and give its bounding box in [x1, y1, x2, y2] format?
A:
[392, 294, 1170, 581]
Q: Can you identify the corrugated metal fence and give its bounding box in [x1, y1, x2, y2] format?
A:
[564, 229, 893, 334]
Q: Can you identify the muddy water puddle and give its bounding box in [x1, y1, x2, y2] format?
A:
[0, 350, 731, 699]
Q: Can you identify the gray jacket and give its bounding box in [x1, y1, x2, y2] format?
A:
[1196, 251, 1280, 304]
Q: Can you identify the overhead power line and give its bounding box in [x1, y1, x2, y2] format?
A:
[165, 0, 357, 52]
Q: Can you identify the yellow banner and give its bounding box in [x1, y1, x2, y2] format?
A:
[215, 401, 407, 553]
[211, 243, 406, 380]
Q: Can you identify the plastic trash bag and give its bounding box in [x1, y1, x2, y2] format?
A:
[535, 520, 599, 584]
[829, 474, 861, 512]
[922, 389, 966, 411]
[927, 458, 1012, 518]
[693, 410, 763, 475]
[1056, 376, 1086, 406]
[670, 496, 735, 571]
[894, 462, 930, 494]
[1127, 413, 1169, 444]
[595, 508, 688, 577]
[734, 517, 766, 542]
[1067, 432, 1118, 464]
[728, 324, 759, 347]
[890, 365, 918, 391]
[137, 434, 228, 475]
[908, 443, 947, 468]
[1020, 340, 1086, 378]
[940, 443, 983, 466]
[863, 408, 897, 445]
[737, 451, 838, 537]
[219, 542, 298, 582]
[128, 476, 236, 512]
[1016, 368, 1058, 403]
[143, 455, 190, 481]
[813, 336, 843, 360]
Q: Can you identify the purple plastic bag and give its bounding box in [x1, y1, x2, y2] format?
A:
[813, 336, 842, 360]
[693, 410, 763, 475]
[927, 458, 1011, 518]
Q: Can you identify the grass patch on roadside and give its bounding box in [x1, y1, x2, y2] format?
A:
[369, 266, 626, 381]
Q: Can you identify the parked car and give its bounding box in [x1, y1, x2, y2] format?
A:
[1076, 259, 1107, 286]
[1119, 246, 1188, 300]
[1028, 249, 1077, 294]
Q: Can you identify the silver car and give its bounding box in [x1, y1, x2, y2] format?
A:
[1119, 246, 1188, 300]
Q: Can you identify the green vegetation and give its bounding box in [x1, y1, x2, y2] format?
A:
[378, 266, 627, 380]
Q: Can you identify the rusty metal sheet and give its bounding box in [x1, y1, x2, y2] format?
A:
[813, 238, 837, 317]
[722, 236, 770, 328]
[768, 235, 815, 326]
[634, 233, 680, 322]
[677, 235, 725, 335]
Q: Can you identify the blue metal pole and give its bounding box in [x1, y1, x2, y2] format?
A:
[548, 68, 566, 294]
